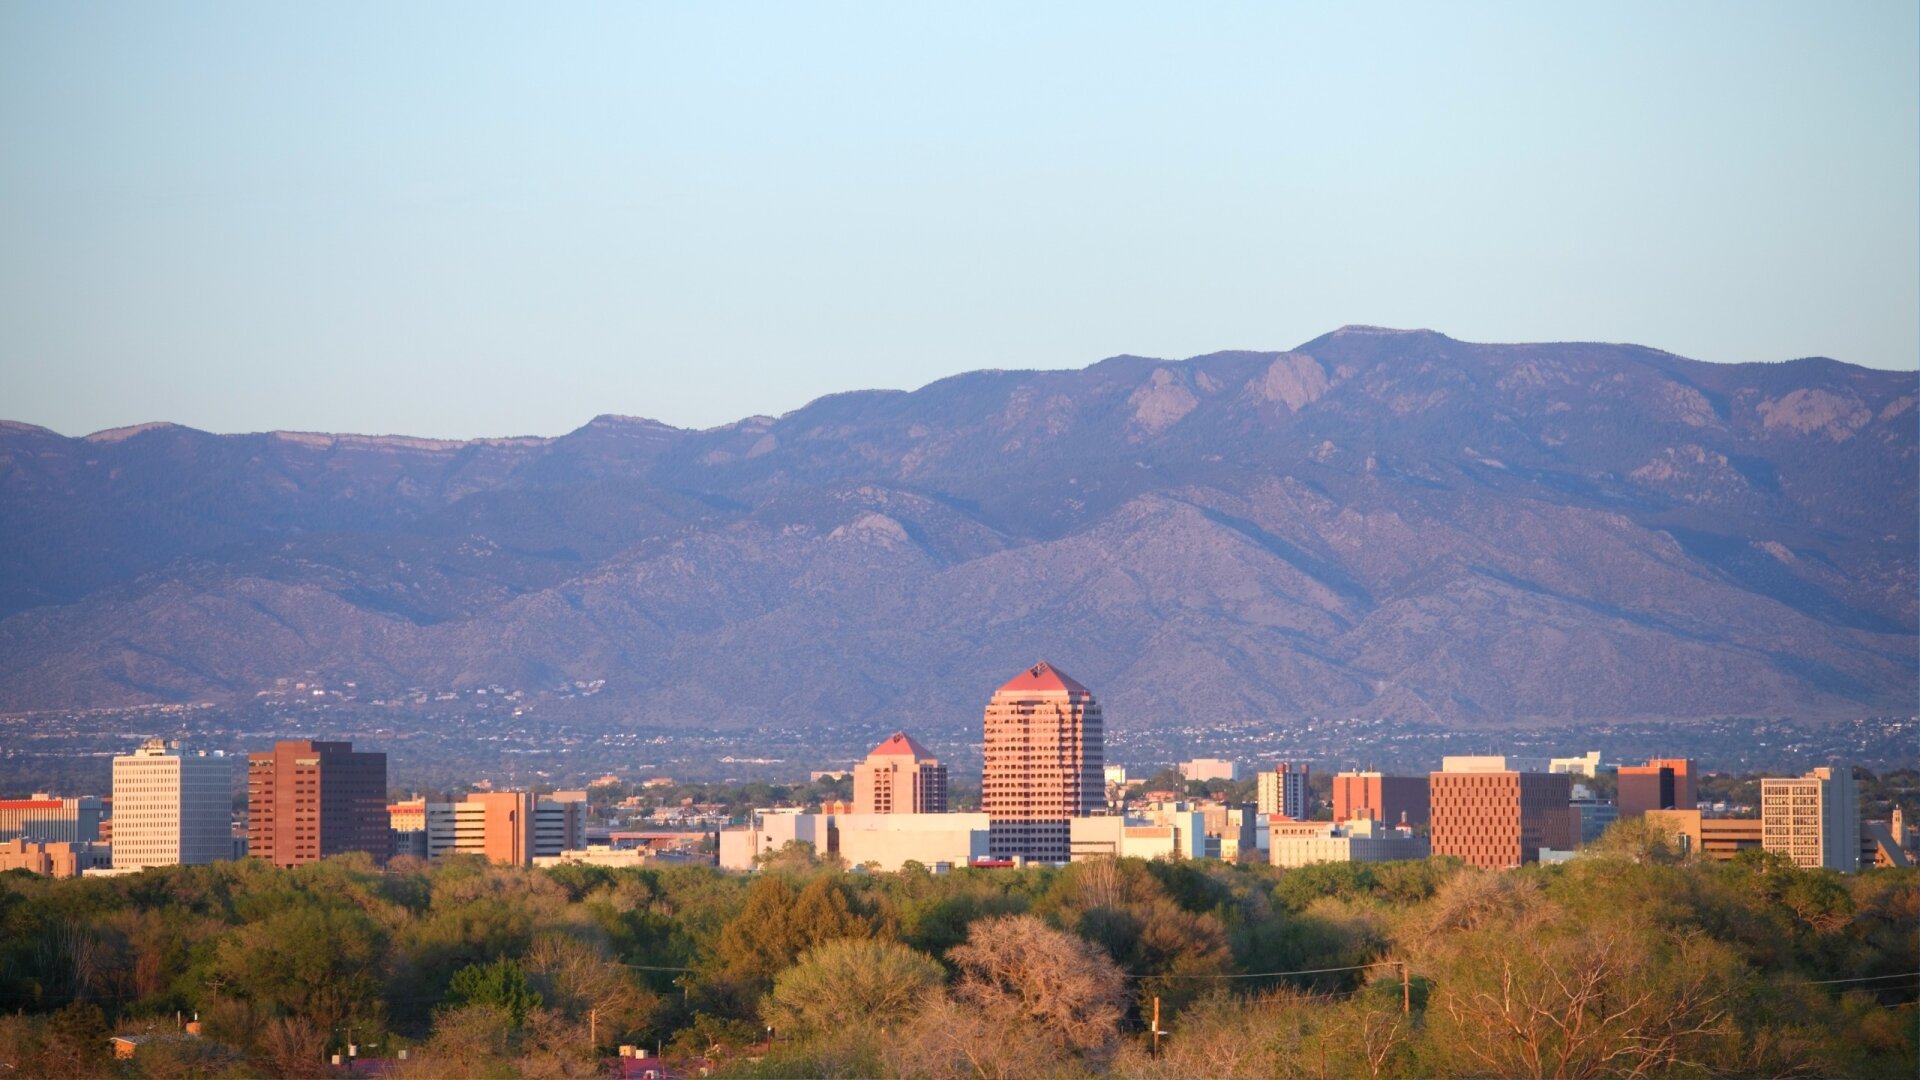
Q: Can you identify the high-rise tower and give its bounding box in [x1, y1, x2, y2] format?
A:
[111, 738, 234, 870]
[981, 662, 1103, 862]
[853, 732, 949, 814]
[246, 740, 391, 868]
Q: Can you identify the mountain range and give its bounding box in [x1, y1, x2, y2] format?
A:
[1, 326, 1914, 733]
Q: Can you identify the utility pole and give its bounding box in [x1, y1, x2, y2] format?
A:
[589, 1009, 597, 1050]
[1400, 961, 1411, 1015]
[1151, 996, 1161, 1057]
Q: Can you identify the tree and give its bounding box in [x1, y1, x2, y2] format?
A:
[448, 957, 544, 1026]
[947, 914, 1128, 1058]
[765, 937, 944, 1040]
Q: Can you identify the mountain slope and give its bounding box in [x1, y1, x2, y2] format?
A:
[0, 327, 1912, 730]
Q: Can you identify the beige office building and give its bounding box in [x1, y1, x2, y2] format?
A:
[111, 738, 235, 870]
[853, 732, 948, 814]
[981, 662, 1104, 862]
[1761, 766, 1859, 872]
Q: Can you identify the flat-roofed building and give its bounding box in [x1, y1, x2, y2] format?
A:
[246, 740, 391, 868]
[1569, 798, 1619, 846]
[1618, 758, 1697, 819]
[0, 839, 111, 877]
[1642, 810, 1763, 861]
[1429, 766, 1574, 870]
[1179, 758, 1239, 783]
[853, 732, 949, 814]
[1761, 766, 1858, 872]
[981, 662, 1103, 863]
[836, 812, 991, 872]
[1269, 817, 1430, 868]
[1550, 752, 1605, 777]
[111, 739, 234, 870]
[1069, 815, 1182, 862]
[1331, 772, 1429, 827]
[0, 795, 103, 844]
[1258, 763, 1311, 820]
[719, 809, 833, 870]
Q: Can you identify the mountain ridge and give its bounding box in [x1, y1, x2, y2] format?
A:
[2, 328, 1913, 733]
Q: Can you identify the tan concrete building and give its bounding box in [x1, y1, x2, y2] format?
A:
[1761, 766, 1859, 871]
[1429, 766, 1574, 869]
[1257, 762, 1311, 820]
[408, 791, 587, 866]
[111, 739, 234, 870]
[981, 662, 1104, 862]
[0, 839, 111, 877]
[1642, 810, 1763, 861]
[1269, 818, 1430, 868]
[852, 732, 948, 814]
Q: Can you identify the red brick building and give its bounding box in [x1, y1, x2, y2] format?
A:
[1429, 768, 1573, 869]
[1331, 771, 1430, 827]
[246, 740, 391, 867]
[981, 662, 1103, 863]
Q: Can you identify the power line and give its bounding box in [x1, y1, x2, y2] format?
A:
[1124, 961, 1399, 980]
[1789, 970, 1920, 986]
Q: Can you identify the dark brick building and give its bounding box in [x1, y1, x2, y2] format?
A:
[246, 740, 391, 867]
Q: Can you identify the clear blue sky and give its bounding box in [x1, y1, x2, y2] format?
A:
[2, 3, 1914, 438]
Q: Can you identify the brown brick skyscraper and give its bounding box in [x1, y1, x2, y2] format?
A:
[981, 662, 1104, 862]
[247, 740, 392, 867]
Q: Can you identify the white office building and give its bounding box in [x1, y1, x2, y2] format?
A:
[110, 739, 235, 870]
[1761, 766, 1859, 872]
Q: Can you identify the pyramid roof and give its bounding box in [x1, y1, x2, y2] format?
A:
[867, 731, 937, 760]
[996, 661, 1091, 696]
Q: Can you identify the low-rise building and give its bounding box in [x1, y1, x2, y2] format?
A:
[1642, 810, 1762, 861]
[1269, 818, 1430, 868]
[1069, 815, 1181, 861]
[0, 795, 104, 844]
[1569, 798, 1619, 846]
[1179, 758, 1239, 783]
[0, 838, 111, 877]
[836, 812, 991, 871]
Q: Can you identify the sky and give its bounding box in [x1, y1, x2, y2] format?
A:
[1, 3, 1915, 439]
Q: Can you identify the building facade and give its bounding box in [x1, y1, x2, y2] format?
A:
[0, 839, 111, 877]
[981, 662, 1104, 862]
[0, 796, 103, 844]
[111, 738, 235, 870]
[1617, 758, 1698, 819]
[1258, 762, 1311, 820]
[853, 732, 949, 814]
[1761, 766, 1859, 871]
[1428, 767, 1574, 869]
[1179, 758, 1239, 783]
[1269, 818, 1430, 868]
[1642, 810, 1763, 861]
[246, 740, 392, 868]
[1330, 771, 1429, 827]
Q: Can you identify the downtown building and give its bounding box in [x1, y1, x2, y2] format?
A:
[1428, 758, 1574, 869]
[1761, 766, 1859, 872]
[111, 738, 236, 870]
[1617, 758, 1698, 819]
[981, 662, 1104, 863]
[1258, 762, 1312, 820]
[853, 732, 949, 814]
[246, 740, 392, 867]
[1330, 771, 1430, 827]
[0, 795, 103, 844]
[390, 791, 588, 866]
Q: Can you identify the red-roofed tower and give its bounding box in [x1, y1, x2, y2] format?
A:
[982, 662, 1105, 862]
[852, 732, 949, 814]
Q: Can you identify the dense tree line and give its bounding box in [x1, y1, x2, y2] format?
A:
[0, 830, 1912, 1078]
